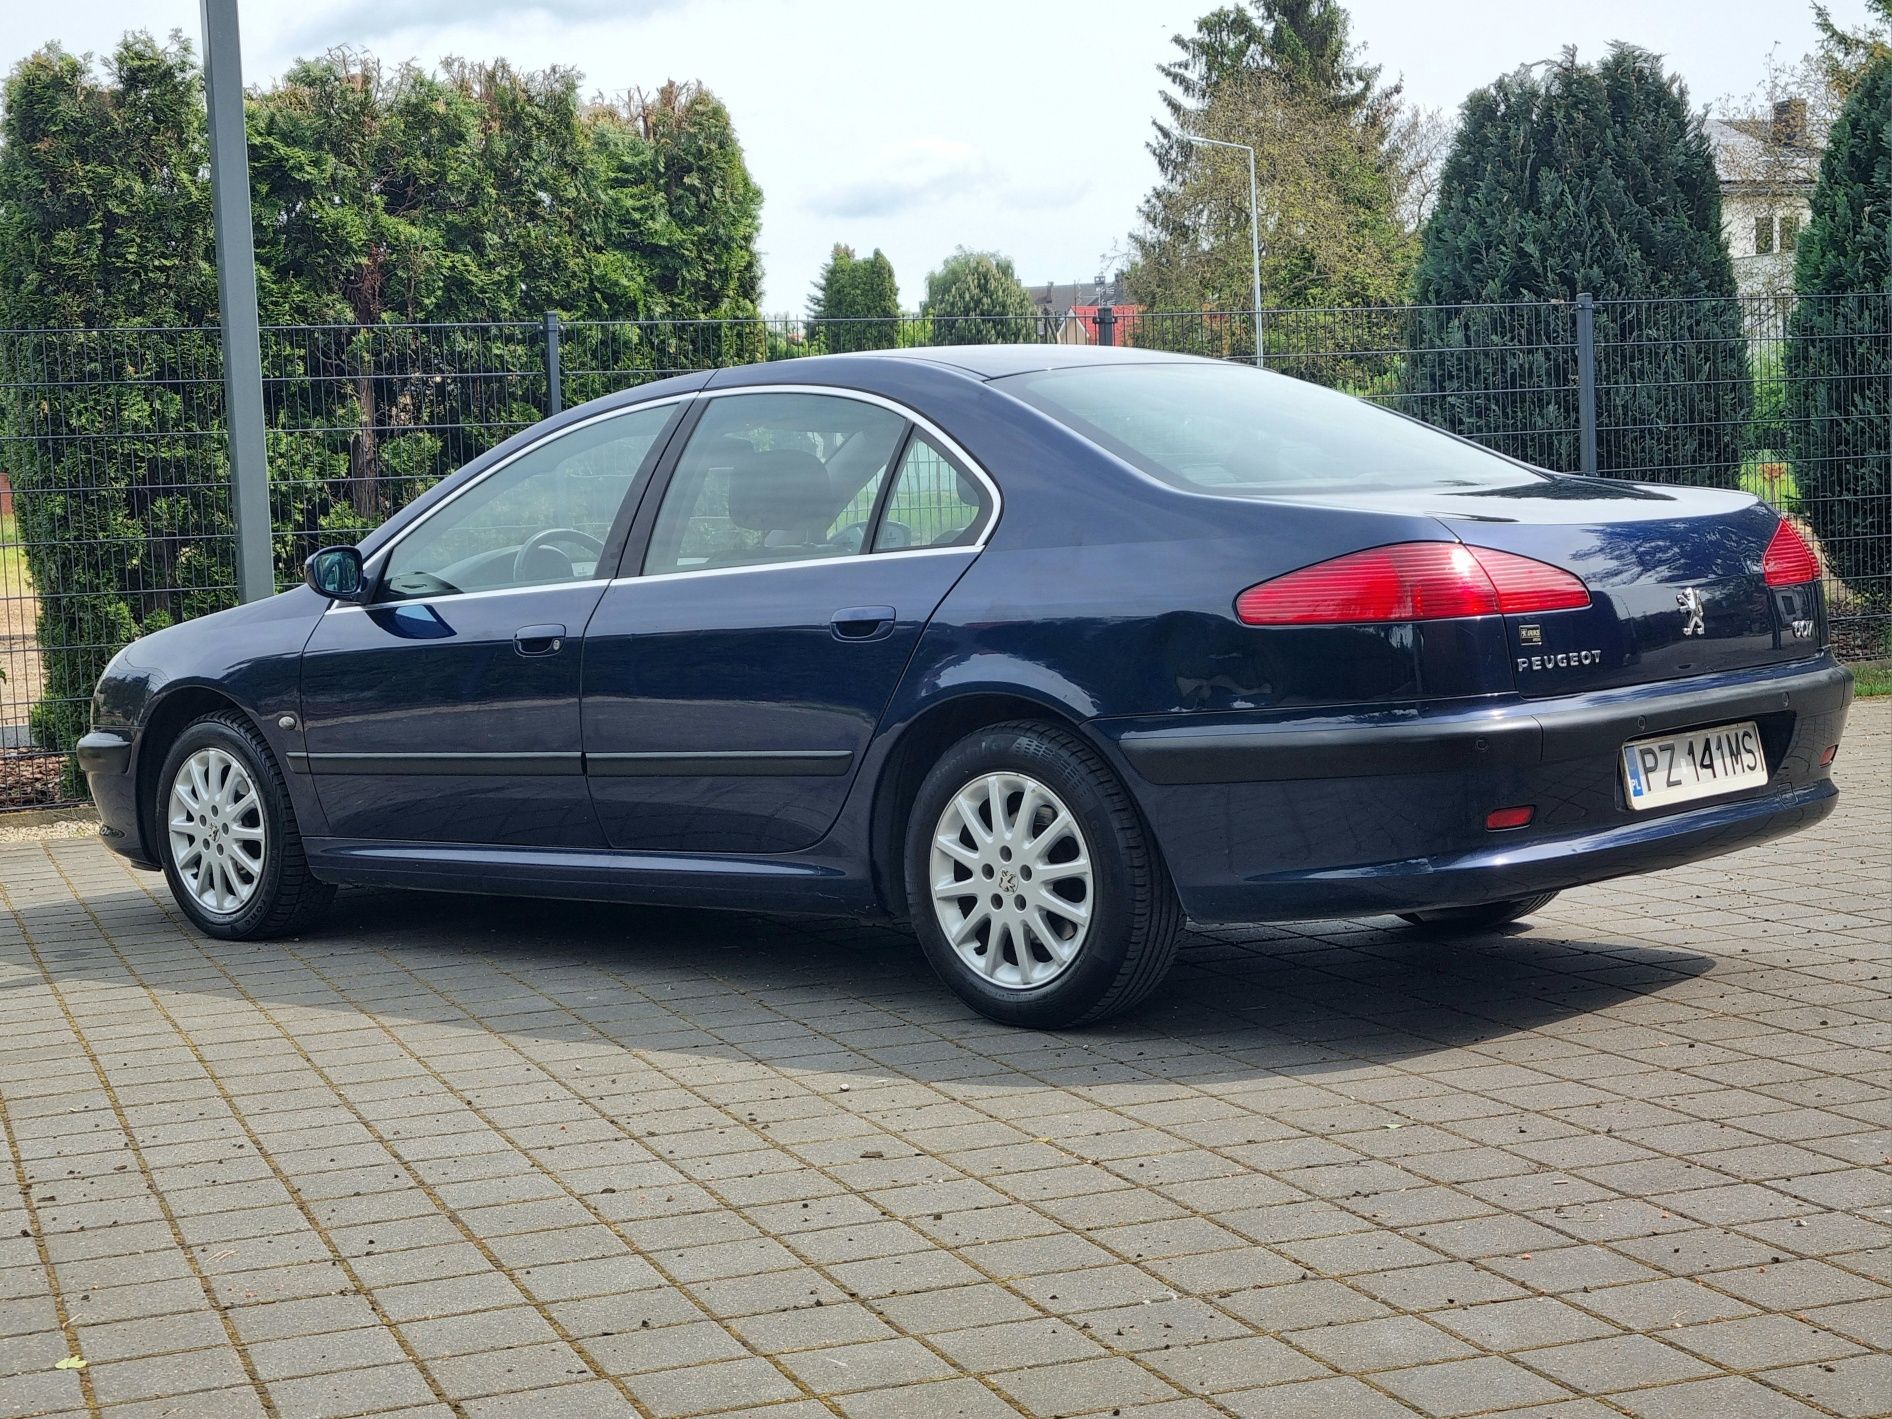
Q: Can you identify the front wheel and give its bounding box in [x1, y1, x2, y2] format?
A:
[905, 721, 1182, 1028]
[1396, 891, 1558, 932]
[157, 712, 335, 939]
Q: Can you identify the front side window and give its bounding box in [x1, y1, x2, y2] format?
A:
[873, 433, 990, 551]
[380, 404, 675, 601]
[643, 393, 907, 574]
[1003, 362, 1545, 496]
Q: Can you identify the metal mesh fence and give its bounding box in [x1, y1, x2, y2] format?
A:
[2, 295, 1886, 808]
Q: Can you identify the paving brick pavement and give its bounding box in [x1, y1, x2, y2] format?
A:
[0, 700, 1885, 1419]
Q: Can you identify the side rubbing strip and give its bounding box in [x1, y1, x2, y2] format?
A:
[585, 750, 854, 778]
[291, 749, 853, 778]
[296, 752, 583, 776]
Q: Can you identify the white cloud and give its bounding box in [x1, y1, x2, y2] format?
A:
[825, 138, 996, 219]
[3, 0, 1874, 310]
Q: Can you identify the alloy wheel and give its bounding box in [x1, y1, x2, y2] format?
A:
[167, 747, 267, 916]
[929, 771, 1093, 989]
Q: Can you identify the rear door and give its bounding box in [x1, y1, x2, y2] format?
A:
[298, 401, 682, 846]
[582, 391, 995, 853]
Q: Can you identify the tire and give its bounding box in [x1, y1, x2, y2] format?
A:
[156, 711, 335, 940]
[905, 720, 1182, 1028]
[1395, 891, 1558, 932]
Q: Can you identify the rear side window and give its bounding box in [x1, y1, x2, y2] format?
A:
[643, 393, 907, 574]
[1002, 363, 1544, 495]
[873, 433, 991, 551]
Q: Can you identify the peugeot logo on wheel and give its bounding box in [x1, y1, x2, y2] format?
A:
[1677, 587, 1706, 637]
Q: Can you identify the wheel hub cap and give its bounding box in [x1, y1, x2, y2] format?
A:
[168, 747, 266, 916]
[929, 771, 1093, 990]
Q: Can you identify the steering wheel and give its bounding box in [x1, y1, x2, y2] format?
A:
[513, 527, 605, 582]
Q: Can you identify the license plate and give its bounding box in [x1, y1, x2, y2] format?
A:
[1621, 721, 1767, 811]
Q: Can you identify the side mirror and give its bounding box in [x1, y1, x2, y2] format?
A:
[304, 545, 367, 602]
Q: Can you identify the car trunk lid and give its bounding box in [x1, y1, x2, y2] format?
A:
[1267, 475, 1813, 697]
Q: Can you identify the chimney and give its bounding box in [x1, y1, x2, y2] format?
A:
[1772, 97, 1807, 147]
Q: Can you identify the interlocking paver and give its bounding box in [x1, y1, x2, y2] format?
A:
[0, 700, 1885, 1416]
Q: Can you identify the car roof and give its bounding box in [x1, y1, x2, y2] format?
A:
[711, 342, 1210, 385]
[816, 343, 1212, 379]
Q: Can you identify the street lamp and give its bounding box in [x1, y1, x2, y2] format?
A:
[1182, 133, 1263, 367]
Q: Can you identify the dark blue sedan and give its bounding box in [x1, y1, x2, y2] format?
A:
[80, 346, 1852, 1026]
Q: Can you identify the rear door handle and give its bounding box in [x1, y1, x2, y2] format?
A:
[514, 623, 567, 657]
[830, 606, 896, 642]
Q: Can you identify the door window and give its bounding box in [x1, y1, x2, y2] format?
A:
[379, 403, 675, 601]
[642, 393, 907, 574]
[872, 432, 992, 551]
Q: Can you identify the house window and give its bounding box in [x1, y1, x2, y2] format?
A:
[1778, 213, 1800, 250]
[1753, 215, 1775, 255]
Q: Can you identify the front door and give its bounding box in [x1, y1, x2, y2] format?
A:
[298, 401, 680, 846]
[583, 392, 994, 853]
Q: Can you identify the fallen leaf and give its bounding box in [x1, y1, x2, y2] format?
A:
[54, 1356, 85, 1370]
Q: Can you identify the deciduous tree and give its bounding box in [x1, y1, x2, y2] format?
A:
[922, 249, 1037, 344]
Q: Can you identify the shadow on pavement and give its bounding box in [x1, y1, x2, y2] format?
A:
[8, 871, 1716, 1088]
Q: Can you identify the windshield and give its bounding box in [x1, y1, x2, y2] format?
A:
[1001, 362, 1545, 496]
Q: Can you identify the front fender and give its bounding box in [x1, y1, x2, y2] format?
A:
[87, 587, 330, 860]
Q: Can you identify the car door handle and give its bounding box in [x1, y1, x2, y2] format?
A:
[830, 606, 896, 642]
[514, 624, 567, 657]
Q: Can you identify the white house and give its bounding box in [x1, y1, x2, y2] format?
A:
[1708, 98, 1821, 308]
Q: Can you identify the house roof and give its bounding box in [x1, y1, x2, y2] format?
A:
[1707, 117, 1819, 194]
[1026, 279, 1129, 312]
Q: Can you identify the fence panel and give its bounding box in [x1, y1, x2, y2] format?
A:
[2, 297, 1886, 810]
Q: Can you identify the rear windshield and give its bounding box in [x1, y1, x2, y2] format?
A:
[1001, 362, 1543, 495]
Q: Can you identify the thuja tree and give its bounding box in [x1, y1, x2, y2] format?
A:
[0, 36, 224, 758]
[1786, 56, 1891, 629]
[808, 244, 901, 353]
[1409, 46, 1751, 487]
[0, 37, 765, 770]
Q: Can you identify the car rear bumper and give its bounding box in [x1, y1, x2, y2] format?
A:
[1100, 657, 1852, 923]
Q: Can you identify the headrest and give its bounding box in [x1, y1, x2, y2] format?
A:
[726, 448, 833, 534]
[953, 472, 981, 508]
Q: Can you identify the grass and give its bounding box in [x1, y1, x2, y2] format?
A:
[1738, 452, 1801, 510]
[1851, 663, 1892, 698]
[0, 513, 27, 593]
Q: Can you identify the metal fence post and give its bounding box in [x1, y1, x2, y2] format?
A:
[543, 311, 563, 417]
[199, 0, 273, 602]
[1095, 305, 1116, 347]
[1576, 292, 1598, 477]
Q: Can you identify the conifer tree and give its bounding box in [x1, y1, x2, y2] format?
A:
[1785, 56, 1891, 632]
[1409, 46, 1751, 487]
[809, 245, 901, 352]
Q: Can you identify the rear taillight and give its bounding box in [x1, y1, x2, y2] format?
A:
[1762, 519, 1819, 587]
[1235, 542, 1590, 626]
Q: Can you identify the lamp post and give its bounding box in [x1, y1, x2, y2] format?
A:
[1182, 133, 1263, 367]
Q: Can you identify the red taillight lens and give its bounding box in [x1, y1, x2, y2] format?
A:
[1235, 543, 1589, 626]
[1762, 519, 1819, 587]
[1485, 805, 1535, 830]
[1465, 546, 1593, 613]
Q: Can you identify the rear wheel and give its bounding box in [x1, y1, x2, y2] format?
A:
[1396, 891, 1558, 932]
[906, 721, 1181, 1028]
[157, 712, 334, 939]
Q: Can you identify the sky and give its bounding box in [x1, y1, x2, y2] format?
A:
[0, 0, 1875, 311]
